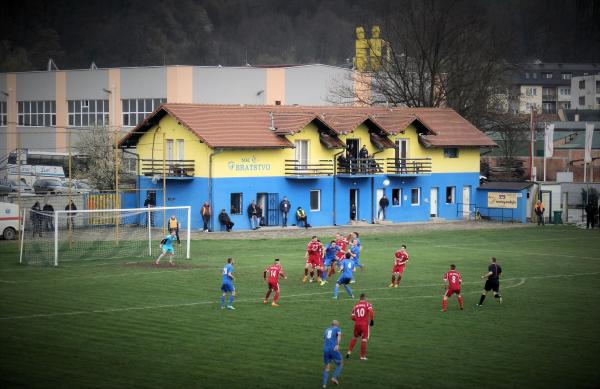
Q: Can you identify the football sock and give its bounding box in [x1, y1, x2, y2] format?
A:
[391, 275, 395, 285]
[442, 299, 447, 310]
[321, 271, 327, 282]
[494, 294, 502, 299]
[479, 294, 486, 305]
[360, 340, 367, 358]
[328, 267, 335, 277]
[458, 296, 464, 308]
[332, 363, 342, 379]
[322, 371, 329, 386]
[228, 295, 235, 305]
[304, 268, 309, 276]
[343, 284, 353, 297]
[333, 285, 339, 298]
[348, 338, 357, 352]
[265, 290, 272, 300]
[274, 291, 280, 303]
[220, 296, 225, 307]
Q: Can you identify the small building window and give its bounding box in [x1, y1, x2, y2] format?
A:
[230, 193, 242, 215]
[446, 187, 455, 204]
[17, 100, 56, 127]
[579, 80, 586, 89]
[579, 96, 585, 106]
[122, 98, 166, 127]
[392, 188, 401, 206]
[275, 100, 282, 105]
[68, 99, 109, 127]
[0, 101, 7, 126]
[542, 72, 553, 79]
[411, 188, 420, 206]
[525, 87, 537, 96]
[310, 190, 321, 211]
[444, 148, 459, 158]
[525, 72, 530, 79]
[561, 73, 572, 80]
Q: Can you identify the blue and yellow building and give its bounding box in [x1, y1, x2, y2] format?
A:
[120, 104, 496, 230]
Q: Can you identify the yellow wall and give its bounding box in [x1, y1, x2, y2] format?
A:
[136, 115, 210, 177]
[135, 115, 480, 178]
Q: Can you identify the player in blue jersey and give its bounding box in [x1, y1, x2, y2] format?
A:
[349, 240, 362, 270]
[220, 257, 236, 310]
[320, 240, 340, 286]
[322, 320, 343, 388]
[333, 252, 356, 299]
[155, 230, 177, 266]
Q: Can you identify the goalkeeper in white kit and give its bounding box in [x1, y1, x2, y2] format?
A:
[155, 230, 177, 266]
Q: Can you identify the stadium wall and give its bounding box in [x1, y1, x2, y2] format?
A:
[475, 187, 528, 223]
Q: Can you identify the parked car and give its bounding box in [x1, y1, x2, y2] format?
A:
[33, 178, 69, 194]
[0, 179, 34, 194]
[0, 202, 19, 240]
[60, 179, 95, 194]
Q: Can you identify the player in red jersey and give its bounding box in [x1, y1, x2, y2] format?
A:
[263, 258, 287, 307]
[389, 244, 409, 287]
[304, 236, 323, 283]
[329, 233, 347, 277]
[345, 293, 374, 360]
[442, 264, 464, 312]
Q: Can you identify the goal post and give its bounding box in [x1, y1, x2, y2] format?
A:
[20, 206, 192, 266]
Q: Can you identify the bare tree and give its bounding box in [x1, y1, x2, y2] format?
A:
[74, 127, 124, 190]
[330, 0, 513, 128]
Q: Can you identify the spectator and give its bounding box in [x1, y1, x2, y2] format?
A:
[144, 193, 155, 227]
[534, 200, 545, 226]
[42, 201, 54, 231]
[65, 200, 77, 229]
[31, 201, 42, 237]
[337, 153, 349, 174]
[257, 203, 264, 227]
[585, 202, 597, 229]
[378, 194, 389, 220]
[201, 202, 211, 232]
[296, 206, 309, 228]
[247, 200, 260, 230]
[359, 145, 369, 172]
[280, 196, 291, 227]
[350, 203, 357, 221]
[393, 197, 399, 206]
[219, 209, 235, 232]
[168, 215, 180, 243]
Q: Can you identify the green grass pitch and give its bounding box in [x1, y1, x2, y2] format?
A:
[1, 226, 599, 388]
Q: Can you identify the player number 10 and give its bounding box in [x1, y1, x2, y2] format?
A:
[356, 307, 366, 317]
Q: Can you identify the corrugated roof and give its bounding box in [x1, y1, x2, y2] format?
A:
[120, 104, 496, 149]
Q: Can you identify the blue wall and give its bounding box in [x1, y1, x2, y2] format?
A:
[136, 172, 480, 230]
[475, 188, 528, 223]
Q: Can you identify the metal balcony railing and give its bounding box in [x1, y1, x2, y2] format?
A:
[285, 159, 334, 176]
[336, 157, 385, 175]
[385, 158, 432, 175]
[141, 159, 195, 177]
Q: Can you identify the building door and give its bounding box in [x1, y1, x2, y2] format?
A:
[376, 188, 384, 220]
[395, 139, 408, 172]
[350, 189, 359, 221]
[541, 190, 552, 224]
[462, 186, 471, 219]
[295, 140, 309, 170]
[430, 187, 438, 217]
[256, 193, 279, 226]
[347, 139, 359, 158]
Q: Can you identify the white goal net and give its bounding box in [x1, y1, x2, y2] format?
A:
[20, 206, 191, 266]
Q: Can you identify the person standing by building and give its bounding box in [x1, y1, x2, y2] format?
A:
[534, 199, 545, 226]
[247, 200, 259, 230]
[280, 196, 291, 227]
[31, 201, 42, 237]
[144, 193, 155, 227]
[42, 201, 54, 231]
[168, 215, 180, 244]
[477, 257, 503, 307]
[201, 201, 211, 232]
[442, 264, 464, 312]
[322, 320, 343, 388]
[359, 145, 369, 172]
[585, 201, 597, 229]
[378, 194, 389, 220]
[345, 293, 374, 360]
[65, 200, 77, 230]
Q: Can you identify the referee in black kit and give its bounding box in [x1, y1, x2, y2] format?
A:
[477, 257, 503, 306]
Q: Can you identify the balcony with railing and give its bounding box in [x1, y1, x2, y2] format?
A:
[141, 159, 195, 179]
[285, 159, 334, 178]
[336, 157, 385, 177]
[385, 158, 432, 176]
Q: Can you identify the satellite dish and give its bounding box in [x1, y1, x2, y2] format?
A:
[151, 175, 160, 184]
[383, 179, 390, 187]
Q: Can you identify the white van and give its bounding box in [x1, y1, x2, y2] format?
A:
[0, 202, 20, 240]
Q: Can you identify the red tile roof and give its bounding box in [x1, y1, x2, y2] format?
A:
[120, 104, 496, 149]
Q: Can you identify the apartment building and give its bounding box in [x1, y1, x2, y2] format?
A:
[571, 74, 600, 110]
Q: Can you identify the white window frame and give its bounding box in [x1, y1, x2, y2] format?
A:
[68, 99, 109, 127]
[166, 139, 174, 161]
[0, 101, 7, 126]
[525, 87, 537, 96]
[542, 72, 553, 79]
[446, 186, 455, 204]
[411, 188, 420, 206]
[559, 87, 570, 96]
[122, 98, 166, 127]
[392, 188, 401, 207]
[295, 139, 310, 170]
[310, 190, 321, 211]
[176, 139, 184, 161]
[443, 148, 459, 158]
[17, 101, 56, 127]
[561, 73, 572, 80]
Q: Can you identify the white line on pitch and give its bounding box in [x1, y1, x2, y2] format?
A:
[1, 272, 596, 321]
